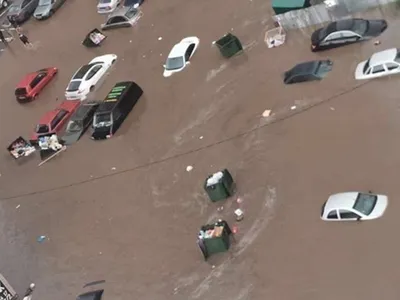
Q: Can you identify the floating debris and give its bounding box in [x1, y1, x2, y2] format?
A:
[37, 235, 47, 243]
[262, 110, 271, 117]
[158, 37, 163, 41]
[186, 165, 193, 172]
[15, 204, 21, 209]
[290, 105, 297, 110]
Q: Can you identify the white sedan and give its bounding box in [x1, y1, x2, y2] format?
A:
[65, 54, 117, 101]
[163, 36, 200, 78]
[97, 0, 120, 14]
[355, 48, 400, 80]
[321, 192, 388, 221]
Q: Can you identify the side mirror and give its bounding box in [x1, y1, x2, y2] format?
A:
[186, 61, 191, 65]
[356, 217, 361, 221]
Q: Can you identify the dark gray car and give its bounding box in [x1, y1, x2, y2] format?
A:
[283, 60, 333, 84]
[33, 0, 66, 20]
[61, 103, 99, 145]
[7, 0, 39, 24]
[100, 6, 142, 31]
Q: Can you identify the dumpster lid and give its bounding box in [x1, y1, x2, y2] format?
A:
[272, 0, 306, 9]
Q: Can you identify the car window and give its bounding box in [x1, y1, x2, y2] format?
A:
[50, 109, 68, 130]
[112, 108, 122, 120]
[107, 16, 126, 25]
[353, 193, 377, 215]
[386, 62, 399, 71]
[327, 210, 338, 219]
[341, 31, 357, 38]
[325, 33, 339, 41]
[85, 65, 102, 80]
[35, 124, 49, 134]
[15, 87, 28, 96]
[372, 64, 385, 74]
[185, 44, 195, 61]
[395, 49, 400, 64]
[125, 8, 138, 19]
[22, 0, 30, 8]
[339, 210, 360, 219]
[66, 120, 82, 132]
[29, 72, 47, 89]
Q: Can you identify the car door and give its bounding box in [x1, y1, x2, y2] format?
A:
[385, 62, 400, 75]
[338, 209, 361, 221]
[322, 32, 342, 46]
[340, 31, 361, 44]
[21, 0, 30, 14]
[83, 108, 96, 130]
[29, 72, 47, 96]
[104, 16, 130, 29]
[326, 209, 339, 220]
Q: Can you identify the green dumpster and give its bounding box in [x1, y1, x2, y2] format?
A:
[204, 169, 235, 202]
[197, 220, 232, 260]
[215, 33, 243, 58]
[272, 0, 310, 15]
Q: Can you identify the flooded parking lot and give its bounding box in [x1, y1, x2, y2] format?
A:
[1, 0, 400, 299]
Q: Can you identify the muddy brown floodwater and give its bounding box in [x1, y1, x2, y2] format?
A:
[1, 0, 400, 299]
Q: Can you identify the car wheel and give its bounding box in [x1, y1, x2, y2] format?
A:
[2, 0, 8, 8]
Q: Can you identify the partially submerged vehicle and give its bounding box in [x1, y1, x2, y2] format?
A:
[92, 81, 143, 140]
[100, 6, 143, 31]
[61, 102, 99, 145]
[283, 60, 333, 84]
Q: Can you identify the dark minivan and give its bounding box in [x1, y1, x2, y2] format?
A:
[91, 81, 143, 140]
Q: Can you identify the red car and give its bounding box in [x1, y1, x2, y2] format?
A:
[31, 100, 81, 141]
[15, 67, 58, 102]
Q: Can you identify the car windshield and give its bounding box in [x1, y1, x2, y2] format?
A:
[15, 88, 27, 95]
[352, 19, 368, 35]
[8, 5, 20, 13]
[125, 8, 138, 18]
[353, 193, 377, 215]
[99, 0, 111, 3]
[165, 57, 184, 70]
[38, 0, 52, 5]
[66, 80, 81, 92]
[363, 59, 370, 74]
[35, 124, 49, 134]
[94, 113, 112, 127]
[66, 120, 82, 132]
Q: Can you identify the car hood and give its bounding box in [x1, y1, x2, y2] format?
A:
[311, 28, 322, 45]
[34, 5, 51, 15]
[163, 69, 174, 77]
[61, 131, 82, 145]
[368, 194, 388, 219]
[92, 127, 111, 140]
[365, 19, 388, 37]
[355, 60, 367, 79]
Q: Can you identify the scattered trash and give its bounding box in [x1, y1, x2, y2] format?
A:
[212, 41, 216, 45]
[99, 252, 102, 255]
[158, 37, 162, 41]
[37, 235, 47, 243]
[129, 40, 132, 43]
[186, 165, 193, 172]
[232, 225, 238, 234]
[160, 53, 162, 56]
[262, 109, 271, 117]
[290, 105, 297, 110]
[111, 167, 116, 170]
[15, 204, 21, 209]
[236, 197, 243, 204]
[199, 136, 204, 139]
[330, 107, 335, 111]
[211, 265, 215, 269]
[374, 40, 381, 45]
[142, 55, 146, 58]
[234, 208, 244, 221]
[217, 206, 224, 212]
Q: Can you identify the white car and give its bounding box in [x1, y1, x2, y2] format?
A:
[163, 37, 200, 78]
[355, 48, 400, 80]
[321, 192, 388, 221]
[97, 0, 120, 14]
[65, 54, 117, 101]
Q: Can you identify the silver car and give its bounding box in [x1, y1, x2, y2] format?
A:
[100, 6, 142, 31]
[7, 0, 39, 24]
[33, 0, 66, 20]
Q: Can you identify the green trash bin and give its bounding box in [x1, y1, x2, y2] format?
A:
[198, 220, 232, 260]
[204, 169, 235, 202]
[215, 33, 243, 58]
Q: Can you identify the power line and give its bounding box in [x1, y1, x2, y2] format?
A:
[0, 81, 370, 201]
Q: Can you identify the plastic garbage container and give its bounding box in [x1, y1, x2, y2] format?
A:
[204, 169, 235, 202]
[215, 33, 243, 58]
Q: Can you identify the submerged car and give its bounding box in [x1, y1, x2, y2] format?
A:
[163, 37, 200, 78]
[355, 48, 400, 80]
[311, 18, 387, 52]
[65, 54, 117, 101]
[33, 0, 66, 20]
[61, 102, 99, 145]
[15, 67, 58, 102]
[283, 60, 333, 84]
[7, 0, 39, 24]
[100, 6, 142, 30]
[31, 100, 81, 141]
[321, 192, 388, 221]
[97, 0, 120, 14]
[77, 289, 104, 300]
[123, 0, 144, 8]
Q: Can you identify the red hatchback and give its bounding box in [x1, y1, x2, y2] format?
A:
[15, 67, 58, 102]
[31, 100, 81, 141]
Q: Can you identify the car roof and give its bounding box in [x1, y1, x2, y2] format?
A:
[168, 42, 189, 58]
[108, 5, 133, 17]
[16, 68, 50, 88]
[324, 192, 359, 212]
[369, 48, 397, 66]
[77, 290, 104, 300]
[71, 104, 97, 121]
[288, 61, 319, 76]
[73, 63, 97, 80]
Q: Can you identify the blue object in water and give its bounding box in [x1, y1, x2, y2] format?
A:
[37, 235, 46, 243]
